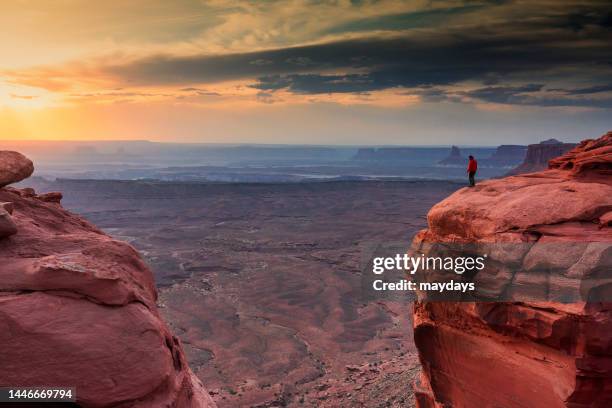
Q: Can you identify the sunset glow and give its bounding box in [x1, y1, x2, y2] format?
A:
[1, 1, 611, 144]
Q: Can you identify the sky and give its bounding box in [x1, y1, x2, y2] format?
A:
[1, 0, 611, 145]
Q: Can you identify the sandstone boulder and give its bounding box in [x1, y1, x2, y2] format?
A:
[0, 151, 34, 187]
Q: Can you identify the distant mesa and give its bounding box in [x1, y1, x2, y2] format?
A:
[73, 145, 139, 161]
[354, 144, 528, 168]
[353, 147, 440, 161]
[352, 145, 498, 166]
[479, 144, 527, 167]
[74, 145, 101, 157]
[352, 147, 376, 160]
[540, 138, 563, 144]
[439, 144, 528, 168]
[507, 138, 577, 175]
[437, 145, 464, 166]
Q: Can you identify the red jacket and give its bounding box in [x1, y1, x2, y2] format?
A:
[467, 158, 478, 173]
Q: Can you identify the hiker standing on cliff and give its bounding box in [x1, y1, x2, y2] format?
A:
[467, 155, 478, 187]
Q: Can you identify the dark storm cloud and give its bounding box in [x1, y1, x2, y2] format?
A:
[53, 1, 612, 108]
[460, 84, 545, 104]
[551, 84, 612, 95]
[256, 74, 377, 94]
[528, 97, 612, 108]
[322, 3, 486, 35]
[417, 84, 612, 108]
[560, 9, 612, 32]
[109, 28, 611, 86]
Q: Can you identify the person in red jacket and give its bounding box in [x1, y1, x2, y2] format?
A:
[467, 155, 478, 187]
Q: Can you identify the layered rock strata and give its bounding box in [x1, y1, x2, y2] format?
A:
[507, 139, 577, 175]
[412, 132, 612, 407]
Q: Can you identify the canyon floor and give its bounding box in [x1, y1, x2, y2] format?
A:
[26, 179, 460, 407]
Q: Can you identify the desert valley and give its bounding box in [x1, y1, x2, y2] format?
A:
[24, 177, 459, 407]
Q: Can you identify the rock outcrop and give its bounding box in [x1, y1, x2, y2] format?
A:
[412, 131, 612, 407]
[549, 133, 612, 180]
[0, 151, 34, 187]
[507, 139, 576, 175]
[0, 153, 215, 407]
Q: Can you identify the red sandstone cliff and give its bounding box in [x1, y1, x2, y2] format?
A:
[507, 138, 576, 175]
[0, 152, 215, 407]
[412, 132, 612, 407]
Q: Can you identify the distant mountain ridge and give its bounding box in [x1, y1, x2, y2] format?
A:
[353, 146, 496, 166]
[436, 144, 528, 168]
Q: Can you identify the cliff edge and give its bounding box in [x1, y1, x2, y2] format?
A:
[412, 132, 612, 407]
[0, 151, 215, 407]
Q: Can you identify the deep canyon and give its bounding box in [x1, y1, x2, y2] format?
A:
[23, 178, 459, 407]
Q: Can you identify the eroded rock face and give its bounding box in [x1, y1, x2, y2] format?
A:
[0, 151, 34, 187]
[0, 185, 215, 407]
[413, 132, 612, 407]
[549, 131, 612, 179]
[507, 139, 576, 175]
[0, 203, 17, 239]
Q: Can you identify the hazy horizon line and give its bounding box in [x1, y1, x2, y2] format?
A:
[0, 138, 570, 148]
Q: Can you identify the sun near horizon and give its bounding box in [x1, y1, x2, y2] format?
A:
[1, 1, 611, 145]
